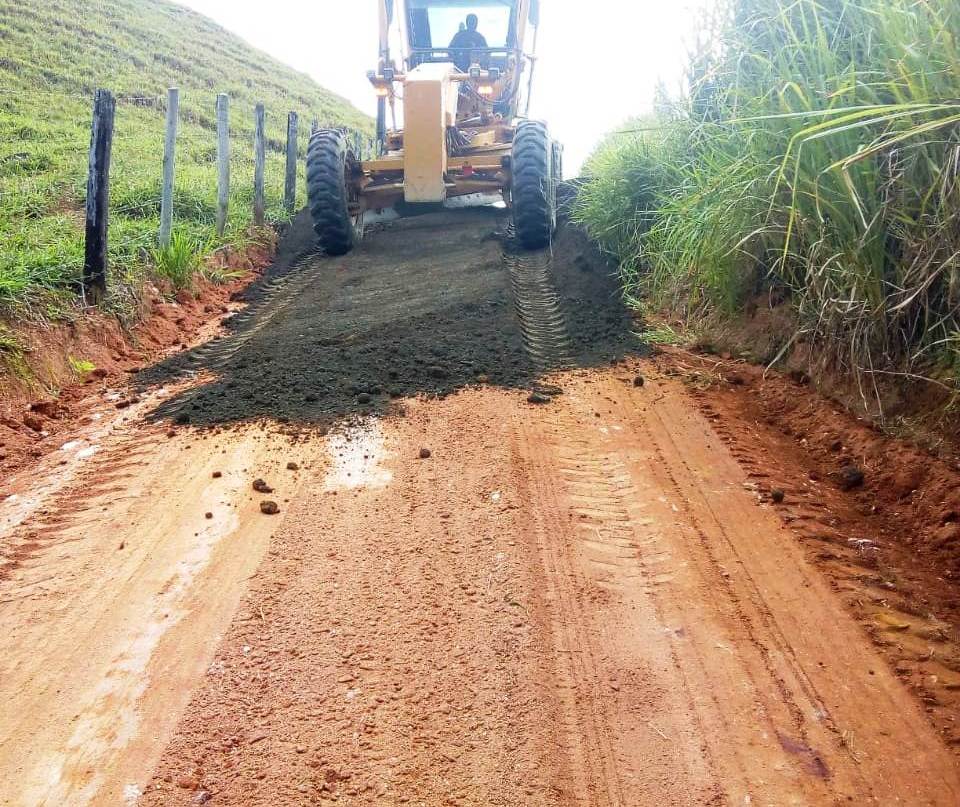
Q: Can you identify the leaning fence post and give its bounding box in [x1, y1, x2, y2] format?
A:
[253, 103, 265, 227]
[84, 88, 115, 305]
[159, 87, 179, 248]
[216, 93, 230, 236]
[284, 111, 298, 215]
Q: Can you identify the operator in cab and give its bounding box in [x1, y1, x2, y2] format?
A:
[449, 13, 488, 71]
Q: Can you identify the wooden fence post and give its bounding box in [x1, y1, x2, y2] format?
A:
[284, 111, 298, 215]
[253, 103, 265, 227]
[84, 88, 115, 305]
[159, 87, 179, 248]
[216, 93, 230, 236]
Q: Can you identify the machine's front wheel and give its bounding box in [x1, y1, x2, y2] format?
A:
[306, 129, 356, 256]
[512, 120, 557, 250]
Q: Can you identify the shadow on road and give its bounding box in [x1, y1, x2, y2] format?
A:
[138, 207, 643, 428]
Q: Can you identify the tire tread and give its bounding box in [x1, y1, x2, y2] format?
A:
[306, 129, 355, 256]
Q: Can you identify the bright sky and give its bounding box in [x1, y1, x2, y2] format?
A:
[177, 0, 713, 174]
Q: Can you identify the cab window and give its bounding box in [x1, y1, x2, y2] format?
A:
[407, 0, 515, 50]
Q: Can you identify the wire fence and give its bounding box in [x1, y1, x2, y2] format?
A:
[0, 81, 375, 302]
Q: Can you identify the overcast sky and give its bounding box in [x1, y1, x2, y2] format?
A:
[177, 0, 713, 174]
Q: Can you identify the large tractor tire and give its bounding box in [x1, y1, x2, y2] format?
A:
[306, 129, 356, 256]
[512, 120, 557, 250]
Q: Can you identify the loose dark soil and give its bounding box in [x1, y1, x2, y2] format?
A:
[141, 207, 640, 428]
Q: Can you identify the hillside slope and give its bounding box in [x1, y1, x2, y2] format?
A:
[0, 0, 370, 317]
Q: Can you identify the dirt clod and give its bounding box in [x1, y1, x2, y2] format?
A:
[22, 414, 44, 433]
[837, 465, 866, 492]
[771, 489, 786, 504]
[286, 462, 300, 471]
[253, 479, 274, 494]
[259, 501, 280, 515]
[205, 512, 213, 520]
[30, 401, 61, 419]
[212, 471, 223, 479]
[933, 524, 960, 550]
[419, 448, 432, 460]
[527, 392, 552, 405]
[633, 375, 645, 388]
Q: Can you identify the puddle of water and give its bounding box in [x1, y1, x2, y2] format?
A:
[323, 421, 392, 492]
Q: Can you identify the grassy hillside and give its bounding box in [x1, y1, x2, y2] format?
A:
[576, 0, 960, 397]
[0, 0, 370, 318]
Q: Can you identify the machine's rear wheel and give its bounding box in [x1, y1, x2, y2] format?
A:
[306, 129, 356, 256]
[512, 120, 557, 250]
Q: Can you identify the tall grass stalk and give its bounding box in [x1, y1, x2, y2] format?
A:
[576, 0, 960, 392]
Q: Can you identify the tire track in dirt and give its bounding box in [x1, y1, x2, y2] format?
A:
[505, 247, 721, 803]
[503, 244, 573, 373]
[516, 400, 724, 805]
[149, 251, 324, 419]
[502, 246, 960, 801]
[515, 426, 627, 806]
[510, 366, 960, 804]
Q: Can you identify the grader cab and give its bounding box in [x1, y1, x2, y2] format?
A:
[306, 0, 561, 255]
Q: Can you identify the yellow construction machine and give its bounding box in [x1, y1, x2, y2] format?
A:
[307, 0, 560, 255]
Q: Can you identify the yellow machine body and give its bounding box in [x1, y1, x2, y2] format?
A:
[349, 0, 544, 214]
[402, 62, 459, 202]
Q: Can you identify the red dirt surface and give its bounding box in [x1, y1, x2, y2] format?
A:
[4, 211, 960, 806]
[656, 345, 960, 750]
[133, 370, 960, 806]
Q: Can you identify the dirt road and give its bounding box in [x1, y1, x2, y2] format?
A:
[1, 210, 959, 805]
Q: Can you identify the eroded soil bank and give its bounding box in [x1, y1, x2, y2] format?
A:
[0, 238, 277, 487]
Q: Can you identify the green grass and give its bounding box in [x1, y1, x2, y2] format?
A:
[68, 356, 97, 378]
[0, 0, 371, 319]
[576, 0, 960, 393]
[151, 230, 209, 290]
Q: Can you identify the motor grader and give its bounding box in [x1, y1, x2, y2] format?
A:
[306, 0, 561, 255]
